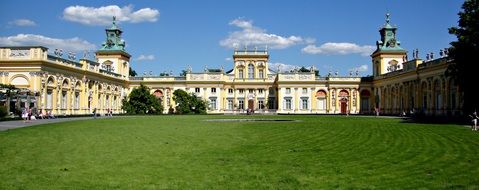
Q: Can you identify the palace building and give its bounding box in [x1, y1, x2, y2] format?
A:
[0, 15, 463, 116]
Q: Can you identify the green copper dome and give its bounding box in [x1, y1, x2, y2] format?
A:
[99, 16, 127, 52]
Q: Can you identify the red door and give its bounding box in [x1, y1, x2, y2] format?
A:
[340, 99, 348, 114]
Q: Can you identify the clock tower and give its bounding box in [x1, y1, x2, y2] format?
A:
[371, 13, 407, 77]
[96, 16, 131, 78]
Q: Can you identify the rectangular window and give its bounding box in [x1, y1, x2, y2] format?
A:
[98, 94, 102, 109]
[46, 90, 52, 109]
[211, 88, 216, 93]
[302, 99, 308, 110]
[286, 88, 291, 94]
[195, 88, 200, 93]
[106, 95, 110, 108]
[239, 100, 244, 109]
[228, 89, 233, 94]
[259, 70, 264, 78]
[302, 88, 307, 94]
[258, 100, 264, 109]
[249, 89, 254, 94]
[285, 99, 292, 110]
[258, 89, 263, 94]
[228, 99, 233, 110]
[61, 91, 67, 109]
[248, 65, 254, 79]
[209, 98, 217, 110]
[75, 92, 80, 109]
[436, 94, 442, 110]
[239, 70, 244, 79]
[239, 89, 244, 94]
[113, 96, 117, 109]
[318, 98, 326, 110]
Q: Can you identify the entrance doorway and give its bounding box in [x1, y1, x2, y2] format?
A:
[248, 100, 254, 110]
[340, 98, 348, 114]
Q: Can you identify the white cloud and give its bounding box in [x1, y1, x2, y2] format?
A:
[0, 34, 95, 52]
[220, 18, 306, 49]
[302, 43, 375, 56]
[63, 5, 159, 26]
[135, 54, 155, 61]
[349, 64, 369, 72]
[225, 57, 232, 61]
[269, 62, 300, 73]
[8, 19, 36, 27]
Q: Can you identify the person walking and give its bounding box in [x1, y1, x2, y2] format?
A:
[470, 111, 478, 131]
[21, 108, 28, 123]
[93, 108, 97, 119]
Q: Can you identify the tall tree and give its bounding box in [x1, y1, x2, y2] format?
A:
[173, 89, 207, 114]
[122, 84, 163, 114]
[447, 0, 479, 113]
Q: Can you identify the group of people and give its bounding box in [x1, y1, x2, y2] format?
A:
[92, 108, 113, 119]
[21, 108, 55, 122]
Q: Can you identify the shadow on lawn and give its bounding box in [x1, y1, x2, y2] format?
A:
[399, 115, 469, 125]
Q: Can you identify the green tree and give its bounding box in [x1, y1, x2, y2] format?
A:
[0, 106, 7, 118]
[0, 83, 18, 118]
[129, 67, 137, 77]
[447, 0, 479, 112]
[173, 89, 207, 114]
[122, 84, 163, 114]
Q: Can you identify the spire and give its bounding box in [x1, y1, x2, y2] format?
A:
[109, 16, 119, 30]
[99, 16, 126, 52]
[373, 12, 405, 53]
[385, 13, 390, 24]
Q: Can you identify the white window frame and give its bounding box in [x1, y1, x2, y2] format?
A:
[284, 98, 292, 110]
[209, 98, 217, 110]
[301, 98, 308, 110]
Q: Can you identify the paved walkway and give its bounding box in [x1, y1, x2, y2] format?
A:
[0, 117, 94, 131]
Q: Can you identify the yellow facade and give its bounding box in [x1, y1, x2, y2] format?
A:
[0, 46, 127, 116]
[0, 16, 463, 116]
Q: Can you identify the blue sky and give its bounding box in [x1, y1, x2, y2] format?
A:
[0, 0, 462, 76]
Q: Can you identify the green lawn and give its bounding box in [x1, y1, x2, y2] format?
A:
[0, 115, 478, 189]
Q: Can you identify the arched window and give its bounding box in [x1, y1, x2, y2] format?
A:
[449, 79, 457, 110]
[248, 64, 254, 79]
[421, 82, 428, 110]
[316, 90, 327, 110]
[360, 90, 371, 113]
[153, 90, 163, 100]
[339, 90, 349, 97]
[434, 80, 442, 110]
[259, 69, 264, 78]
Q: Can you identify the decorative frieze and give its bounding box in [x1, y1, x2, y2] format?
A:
[9, 48, 30, 59]
[208, 74, 221, 80]
[190, 74, 204, 80]
[299, 74, 312, 80]
[283, 75, 295, 80]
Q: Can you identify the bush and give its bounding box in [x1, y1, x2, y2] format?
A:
[121, 84, 163, 114]
[0, 106, 7, 118]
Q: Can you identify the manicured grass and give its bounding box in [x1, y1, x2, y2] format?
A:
[0, 115, 478, 189]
